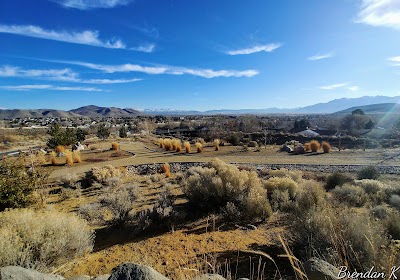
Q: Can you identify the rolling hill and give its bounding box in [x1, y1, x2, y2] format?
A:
[2, 96, 400, 118]
[334, 103, 400, 115]
[0, 109, 81, 119]
[70, 105, 141, 117]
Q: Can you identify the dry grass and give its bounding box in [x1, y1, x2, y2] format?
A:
[65, 150, 74, 166]
[184, 141, 191, 153]
[164, 139, 172, 151]
[322, 141, 331, 153]
[161, 163, 171, 177]
[37, 151, 47, 164]
[88, 165, 122, 184]
[309, 140, 320, 152]
[304, 142, 311, 152]
[173, 139, 182, 152]
[73, 150, 82, 163]
[111, 142, 119, 151]
[214, 139, 220, 151]
[159, 138, 165, 149]
[195, 142, 203, 153]
[50, 151, 57, 165]
[0, 208, 93, 271]
[56, 145, 65, 154]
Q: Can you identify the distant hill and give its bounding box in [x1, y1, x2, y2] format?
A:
[2, 96, 400, 118]
[143, 96, 400, 115]
[0, 109, 80, 119]
[70, 105, 141, 117]
[296, 96, 400, 114]
[335, 103, 400, 115]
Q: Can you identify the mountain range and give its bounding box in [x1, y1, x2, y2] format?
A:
[1, 96, 399, 119]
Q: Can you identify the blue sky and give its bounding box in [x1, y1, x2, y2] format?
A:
[0, 0, 399, 110]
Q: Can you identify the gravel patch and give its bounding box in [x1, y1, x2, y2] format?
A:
[127, 162, 400, 175]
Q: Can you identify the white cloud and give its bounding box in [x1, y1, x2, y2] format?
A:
[319, 83, 360, 91]
[51, 60, 259, 78]
[347, 86, 360, 91]
[52, 0, 132, 10]
[0, 84, 104, 91]
[0, 65, 141, 84]
[357, 0, 400, 30]
[319, 83, 349, 90]
[0, 24, 153, 52]
[388, 56, 400, 66]
[307, 53, 334, 61]
[227, 43, 281, 55]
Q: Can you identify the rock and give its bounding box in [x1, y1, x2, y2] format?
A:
[0, 266, 65, 280]
[303, 258, 338, 280]
[72, 142, 85, 152]
[92, 275, 110, 280]
[280, 145, 293, 153]
[108, 263, 169, 280]
[193, 274, 226, 280]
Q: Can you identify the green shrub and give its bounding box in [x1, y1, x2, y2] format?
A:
[137, 188, 180, 231]
[0, 157, 48, 211]
[0, 208, 93, 270]
[332, 184, 368, 207]
[370, 205, 390, 220]
[387, 212, 400, 240]
[268, 168, 303, 183]
[100, 186, 138, 225]
[184, 158, 271, 223]
[263, 176, 299, 200]
[357, 166, 380, 180]
[85, 165, 122, 186]
[270, 189, 294, 212]
[389, 194, 400, 211]
[296, 180, 326, 212]
[354, 179, 386, 205]
[325, 172, 352, 191]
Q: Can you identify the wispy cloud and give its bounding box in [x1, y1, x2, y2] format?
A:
[0, 24, 154, 52]
[388, 56, 400, 66]
[307, 52, 334, 61]
[319, 83, 349, 90]
[52, 0, 132, 10]
[227, 43, 281, 55]
[319, 82, 360, 91]
[347, 86, 360, 91]
[356, 0, 400, 30]
[48, 60, 259, 78]
[130, 25, 160, 39]
[0, 84, 104, 91]
[0, 65, 141, 84]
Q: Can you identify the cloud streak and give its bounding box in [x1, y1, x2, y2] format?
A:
[319, 82, 360, 92]
[319, 83, 349, 90]
[388, 56, 400, 66]
[227, 43, 281, 55]
[48, 60, 259, 78]
[356, 0, 400, 30]
[0, 84, 104, 91]
[0, 65, 141, 84]
[307, 52, 334, 61]
[0, 24, 154, 52]
[52, 0, 132, 10]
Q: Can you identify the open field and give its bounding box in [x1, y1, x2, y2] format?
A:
[2, 127, 400, 280]
[48, 137, 400, 179]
